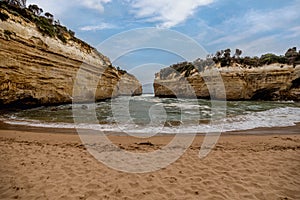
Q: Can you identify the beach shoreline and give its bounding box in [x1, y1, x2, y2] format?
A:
[0, 120, 299, 136]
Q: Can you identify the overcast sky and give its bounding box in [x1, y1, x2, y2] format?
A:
[26, 0, 300, 92]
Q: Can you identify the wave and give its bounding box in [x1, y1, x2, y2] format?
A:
[2, 107, 300, 134]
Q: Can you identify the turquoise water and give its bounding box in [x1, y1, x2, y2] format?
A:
[2, 94, 300, 134]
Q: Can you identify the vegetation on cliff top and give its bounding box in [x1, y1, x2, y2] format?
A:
[160, 47, 300, 78]
[211, 47, 300, 68]
[0, 0, 96, 54]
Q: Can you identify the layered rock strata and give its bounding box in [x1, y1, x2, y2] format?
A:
[0, 8, 142, 108]
[154, 64, 300, 101]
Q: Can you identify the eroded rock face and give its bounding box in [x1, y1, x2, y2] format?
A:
[116, 73, 143, 96]
[0, 10, 142, 108]
[154, 64, 300, 101]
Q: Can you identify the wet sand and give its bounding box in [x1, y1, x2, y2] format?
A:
[0, 123, 299, 199]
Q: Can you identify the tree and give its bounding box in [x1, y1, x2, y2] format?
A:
[3, 0, 26, 8]
[212, 51, 221, 63]
[224, 48, 231, 58]
[54, 20, 60, 26]
[28, 4, 43, 15]
[44, 12, 53, 19]
[220, 48, 231, 67]
[234, 48, 242, 58]
[44, 12, 54, 24]
[285, 47, 298, 65]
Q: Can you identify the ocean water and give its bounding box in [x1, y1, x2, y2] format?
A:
[1, 94, 300, 134]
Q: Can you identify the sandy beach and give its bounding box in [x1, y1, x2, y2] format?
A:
[0, 124, 300, 200]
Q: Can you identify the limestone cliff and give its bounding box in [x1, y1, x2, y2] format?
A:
[0, 6, 142, 108]
[154, 64, 300, 101]
[116, 72, 143, 96]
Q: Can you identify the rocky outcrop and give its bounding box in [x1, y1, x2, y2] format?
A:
[0, 8, 142, 108]
[116, 72, 143, 96]
[154, 64, 300, 101]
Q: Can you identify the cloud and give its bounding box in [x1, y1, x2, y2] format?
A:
[79, 0, 111, 13]
[283, 26, 300, 39]
[195, 1, 300, 56]
[233, 35, 279, 56]
[127, 0, 214, 28]
[210, 1, 300, 45]
[27, 0, 111, 16]
[80, 23, 117, 31]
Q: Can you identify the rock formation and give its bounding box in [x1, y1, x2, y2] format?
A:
[154, 64, 300, 101]
[0, 5, 142, 108]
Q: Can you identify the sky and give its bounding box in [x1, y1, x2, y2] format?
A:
[26, 0, 300, 92]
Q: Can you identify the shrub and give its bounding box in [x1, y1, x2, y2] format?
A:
[260, 54, 276, 65]
[34, 16, 55, 37]
[57, 32, 67, 43]
[68, 29, 75, 37]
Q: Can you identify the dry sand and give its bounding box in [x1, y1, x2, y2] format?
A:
[0, 124, 300, 200]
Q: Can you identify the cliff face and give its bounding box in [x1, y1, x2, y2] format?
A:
[116, 72, 143, 96]
[154, 64, 300, 101]
[0, 8, 142, 108]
